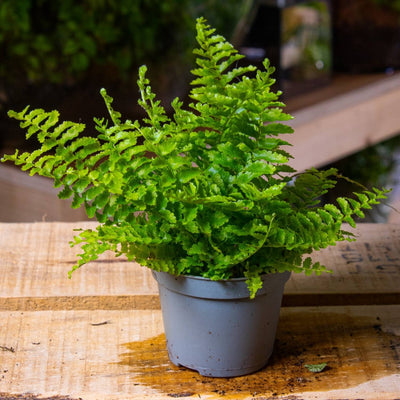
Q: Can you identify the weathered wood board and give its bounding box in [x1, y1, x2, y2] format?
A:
[286, 72, 400, 171]
[0, 306, 399, 399]
[0, 164, 89, 223]
[0, 222, 399, 399]
[285, 223, 400, 306]
[0, 222, 399, 310]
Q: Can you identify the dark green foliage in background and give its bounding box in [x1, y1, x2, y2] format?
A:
[0, 0, 249, 85]
[371, 0, 400, 14]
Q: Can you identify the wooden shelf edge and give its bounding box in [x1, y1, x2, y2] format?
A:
[285, 73, 400, 171]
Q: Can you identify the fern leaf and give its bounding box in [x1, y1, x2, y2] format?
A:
[2, 16, 389, 295]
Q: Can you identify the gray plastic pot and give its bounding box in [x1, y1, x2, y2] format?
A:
[152, 270, 291, 377]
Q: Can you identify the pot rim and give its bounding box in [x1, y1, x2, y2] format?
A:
[152, 269, 288, 282]
[152, 269, 291, 300]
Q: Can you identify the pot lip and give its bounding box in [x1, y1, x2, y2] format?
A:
[152, 270, 289, 282]
[152, 269, 291, 300]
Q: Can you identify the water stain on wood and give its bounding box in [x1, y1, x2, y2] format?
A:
[118, 310, 400, 398]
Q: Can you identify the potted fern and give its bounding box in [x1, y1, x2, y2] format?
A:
[2, 18, 388, 377]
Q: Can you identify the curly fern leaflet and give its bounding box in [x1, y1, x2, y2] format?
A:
[2, 17, 389, 298]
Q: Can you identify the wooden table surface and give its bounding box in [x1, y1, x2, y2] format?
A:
[0, 222, 399, 400]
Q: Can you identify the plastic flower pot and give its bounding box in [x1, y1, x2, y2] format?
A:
[152, 270, 291, 377]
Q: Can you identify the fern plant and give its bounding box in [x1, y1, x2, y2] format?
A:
[2, 17, 389, 297]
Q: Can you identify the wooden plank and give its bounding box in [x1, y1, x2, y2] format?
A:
[389, 197, 400, 223]
[285, 73, 400, 171]
[0, 164, 89, 222]
[285, 72, 397, 113]
[0, 305, 399, 399]
[0, 222, 159, 303]
[284, 223, 400, 306]
[0, 223, 399, 310]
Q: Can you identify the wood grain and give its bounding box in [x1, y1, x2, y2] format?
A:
[0, 306, 399, 399]
[0, 164, 89, 222]
[0, 222, 399, 310]
[286, 72, 400, 171]
[0, 222, 399, 398]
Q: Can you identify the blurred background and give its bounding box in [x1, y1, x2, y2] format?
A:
[0, 0, 399, 222]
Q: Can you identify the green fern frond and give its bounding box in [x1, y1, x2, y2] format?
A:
[2, 17, 389, 299]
